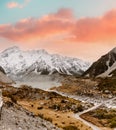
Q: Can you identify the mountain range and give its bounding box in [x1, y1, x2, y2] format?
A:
[0, 46, 90, 80]
[0, 46, 116, 81]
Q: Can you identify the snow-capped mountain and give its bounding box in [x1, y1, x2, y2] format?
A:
[0, 46, 90, 80]
[83, 47, 116, 77]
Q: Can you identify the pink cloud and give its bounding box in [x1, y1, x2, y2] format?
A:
[7, 2, 19, 8]
[1, 8, 116, 43]
[7, 0, 30, 9]
[0, 9, 74, 41]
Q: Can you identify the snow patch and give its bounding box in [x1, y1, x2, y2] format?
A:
[97, 61, 116, 77]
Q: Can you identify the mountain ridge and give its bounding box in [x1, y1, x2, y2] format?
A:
[0, 46, 90, 80]
[83, 47, 116, 77]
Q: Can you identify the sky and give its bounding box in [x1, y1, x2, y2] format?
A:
[0, 0, 116, 62]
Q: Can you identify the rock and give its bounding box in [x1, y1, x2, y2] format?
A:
[108, 95, 113, 99]
[104, 90, 110, 94]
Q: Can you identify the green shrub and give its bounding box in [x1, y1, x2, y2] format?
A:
[110, 120, 116, 128]
[109, 117, 116, 128]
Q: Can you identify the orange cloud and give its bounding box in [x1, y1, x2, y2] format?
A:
[71, 10, 116, 42]
[1, 8, 116, 43]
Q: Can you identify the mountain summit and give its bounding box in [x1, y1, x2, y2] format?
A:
[0, 47, 90, 80]
[84, 47, 116, 77]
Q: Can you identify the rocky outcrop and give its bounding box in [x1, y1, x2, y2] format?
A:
[0, 66, 5, 74]
[0, 66, 13, 84]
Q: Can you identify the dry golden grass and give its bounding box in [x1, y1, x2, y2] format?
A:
[18, 100, 92, 130]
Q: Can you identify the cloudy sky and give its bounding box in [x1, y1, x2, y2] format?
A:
[0, 0, 116, 62]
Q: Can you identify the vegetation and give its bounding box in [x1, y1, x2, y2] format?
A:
[98, 78, 116, 94]
[63, 125, 79, 130]
[109, 117, 116, 128]
[87, 108, 116, 128]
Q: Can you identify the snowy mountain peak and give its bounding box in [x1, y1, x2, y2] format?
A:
[37, 49, 48, 54]
[30, 49, 48, 55]
[0, 47, 90, 79]
[1, 46, 20, 57]
[2, 46, 20, 52]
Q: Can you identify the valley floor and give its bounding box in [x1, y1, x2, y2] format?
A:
[0, 76, 116, 130]
[50, 77, 116, 130]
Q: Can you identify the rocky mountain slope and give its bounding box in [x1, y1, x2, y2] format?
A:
[83, 47, 116, 77]
[0, 66, 13, 84]
[0, 98, 59, 130]
[0, 46, 90, 80]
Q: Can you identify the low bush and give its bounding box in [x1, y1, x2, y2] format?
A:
[63, 125, 79, 130]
